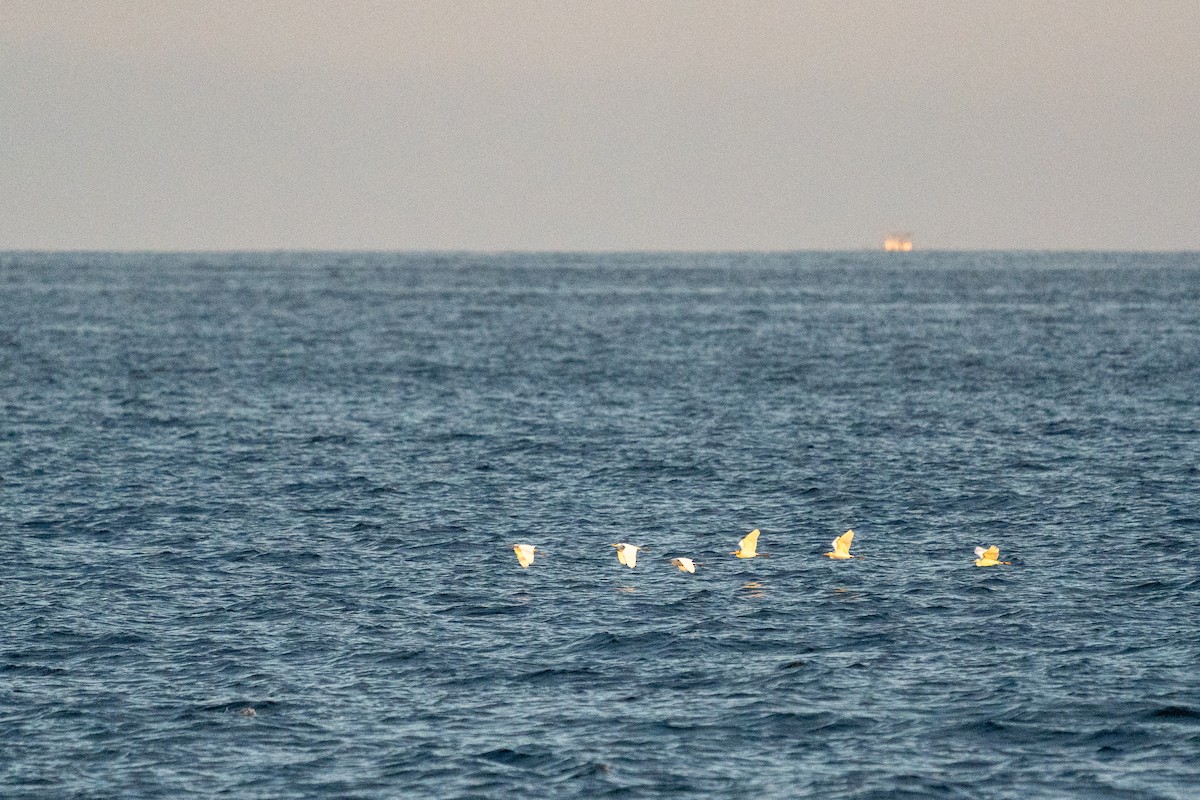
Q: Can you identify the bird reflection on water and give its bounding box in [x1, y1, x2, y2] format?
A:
[739, 581, 767, 600]
[832, 587, 866, 603]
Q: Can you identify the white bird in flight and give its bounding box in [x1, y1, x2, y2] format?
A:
[974, 545, 1011, 567]
[611, 543, 642, 568]
[670, 557, 698, 573]
[731, 529, 768, 559]
[512, 543, 539, 568]
[824, 530, 857, 560]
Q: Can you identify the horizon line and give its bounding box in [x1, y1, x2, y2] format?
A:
[3, 247, 1199, 256]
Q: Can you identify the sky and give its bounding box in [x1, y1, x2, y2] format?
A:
[3, 0, 1199, 251]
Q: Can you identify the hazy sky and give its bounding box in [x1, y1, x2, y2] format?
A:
[4, 1, 1198, 250]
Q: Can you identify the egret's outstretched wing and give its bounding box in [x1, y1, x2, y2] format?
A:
[981, 546, 1000, 561]
[513, 544, 536, 568]
[974, 546, 987, 558]
[612, 543, 639, 568]
[834, 530, 855, 556]
[738, 529, 761, 557]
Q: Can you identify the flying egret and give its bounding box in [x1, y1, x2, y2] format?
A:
[824, 530, 857, 560]
[731, 529, 768, 559]
[512, 543, 539, 568]
[974, 545, 1011, 567]
[611, 543, 642, 568]
[670, 557, 698, 573]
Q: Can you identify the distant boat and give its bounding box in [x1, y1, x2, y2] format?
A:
[883, 233, 913, 252]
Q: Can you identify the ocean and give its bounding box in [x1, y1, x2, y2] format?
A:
[2, 251, 1198, 798]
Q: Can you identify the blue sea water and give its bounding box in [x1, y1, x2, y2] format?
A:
[1, 251, 1198, 799]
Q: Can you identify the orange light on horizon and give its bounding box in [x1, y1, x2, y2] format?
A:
[883, 233, 913, 251]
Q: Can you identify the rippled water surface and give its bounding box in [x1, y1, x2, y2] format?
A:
[2, 252, 1199, 798]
